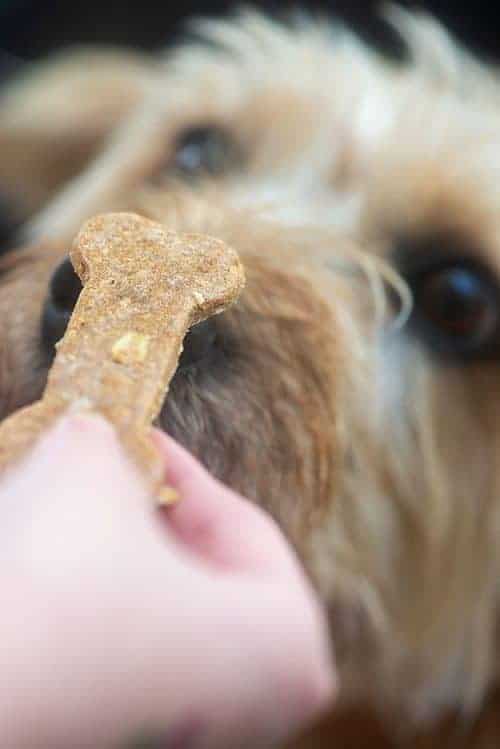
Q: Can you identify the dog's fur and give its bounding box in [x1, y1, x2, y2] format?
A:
[2, 6, 500, 747]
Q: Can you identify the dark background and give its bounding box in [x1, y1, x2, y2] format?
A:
[0, 1, 498, 67]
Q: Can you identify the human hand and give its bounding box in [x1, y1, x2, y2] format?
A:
[0, 414, 335, 748]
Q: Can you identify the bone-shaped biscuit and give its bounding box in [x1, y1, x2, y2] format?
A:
[0, 212, 245, 498]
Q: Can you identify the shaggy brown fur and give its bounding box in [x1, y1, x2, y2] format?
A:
[2, 5, 500, 748]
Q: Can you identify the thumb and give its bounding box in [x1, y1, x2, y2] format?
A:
[0, 413, 153, 562]
[154, 430, 308, 580]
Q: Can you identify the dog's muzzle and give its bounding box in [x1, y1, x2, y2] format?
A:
[41, 255, 219, 370]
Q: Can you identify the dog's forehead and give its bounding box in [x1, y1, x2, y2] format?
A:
[26, 14, 397, 240]
[27, 9, 500, 264]
[136, 17, 400, 181]
[355, 94, 500, 273]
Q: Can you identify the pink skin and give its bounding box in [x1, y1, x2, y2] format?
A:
[0, 414, 335, 749]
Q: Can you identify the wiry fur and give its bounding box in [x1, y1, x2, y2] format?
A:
[2, 6, 500, 747]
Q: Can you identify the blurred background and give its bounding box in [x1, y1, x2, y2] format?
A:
[0, 1, 498, 66]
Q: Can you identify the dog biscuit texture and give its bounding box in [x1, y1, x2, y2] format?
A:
[0, 212, 245, 495]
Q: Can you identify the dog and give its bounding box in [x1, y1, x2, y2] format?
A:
[2, 6, 500, 747]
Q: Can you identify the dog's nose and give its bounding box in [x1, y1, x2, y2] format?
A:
[41, 256, 82, 351]
[179, 318, 218, 370]
[42, 256, 219, 368]
[0, 192, 19, 250]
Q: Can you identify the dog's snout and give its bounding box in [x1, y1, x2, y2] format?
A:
[40, 257, 218, 369]
[41, 256, 82, 351]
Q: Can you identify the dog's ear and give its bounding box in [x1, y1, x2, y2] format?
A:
[0, 47, 158, 222]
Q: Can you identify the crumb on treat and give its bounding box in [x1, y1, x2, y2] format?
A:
[111, 331, 151, 364]
[157, 486, 181, 506]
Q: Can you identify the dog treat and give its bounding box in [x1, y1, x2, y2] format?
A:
[0, 212, 245, 499]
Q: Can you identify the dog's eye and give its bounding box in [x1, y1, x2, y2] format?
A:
[170, 125, 242, 177]
[409, 262, 500, 357]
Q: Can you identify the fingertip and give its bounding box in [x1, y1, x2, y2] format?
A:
[152, 432, 306, 577]
[151, 429, 213, 491]
[33, 411, 126, 479]
[151, 428, 193, 466]
[55, 412, 116, 442]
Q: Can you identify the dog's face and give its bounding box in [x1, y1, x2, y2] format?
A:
[2, 6, 500, 738]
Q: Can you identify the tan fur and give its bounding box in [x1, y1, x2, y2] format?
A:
[0, 48, 158, 216]
[3, 6, 500, 748]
